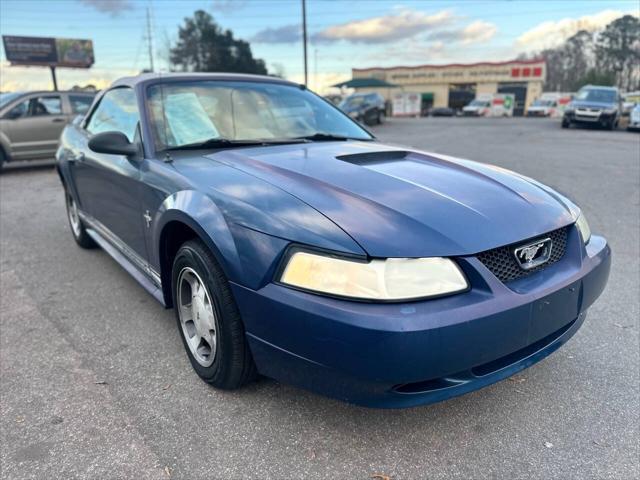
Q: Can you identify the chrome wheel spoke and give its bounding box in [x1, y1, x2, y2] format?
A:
[176, 266, 219, 367]
[67, 195, 81, 237]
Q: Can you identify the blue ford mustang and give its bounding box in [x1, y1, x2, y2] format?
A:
[56, 73, 610, 408]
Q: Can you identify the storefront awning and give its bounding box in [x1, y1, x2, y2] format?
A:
[332, 78, 397, 89]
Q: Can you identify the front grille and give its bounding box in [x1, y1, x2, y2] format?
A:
[476, 227, 568, 283]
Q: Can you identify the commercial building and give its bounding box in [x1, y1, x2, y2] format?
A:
[342, 59, 546, 116]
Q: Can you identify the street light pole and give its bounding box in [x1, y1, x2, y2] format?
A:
[50, 66, 58, 91]
[302, 0, 308, 86]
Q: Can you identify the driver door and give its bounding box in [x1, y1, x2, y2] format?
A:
[80, 87, 148, 260]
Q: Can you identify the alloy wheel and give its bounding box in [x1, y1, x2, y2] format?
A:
[66, 194, 82, 238]
[177, 267, 219, 367]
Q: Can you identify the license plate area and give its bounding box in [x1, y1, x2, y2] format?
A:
[530, 280, 581, 342]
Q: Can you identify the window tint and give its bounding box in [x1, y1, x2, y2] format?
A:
[6, 99, 29, 119]
[31, 96, 62, 115]
[69, 95, 94, 114]
[87, 88, 139, 142]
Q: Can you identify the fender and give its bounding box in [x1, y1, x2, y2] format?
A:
[153, 190, 242, 283]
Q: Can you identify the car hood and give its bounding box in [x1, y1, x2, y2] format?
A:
[207, 142, 578, 257]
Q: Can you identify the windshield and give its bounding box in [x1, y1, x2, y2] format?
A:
[575, 88, 616, 103]
[0, 92, 23, 109]
[147, 81, 372, 150]
[532, 99, 553, 107]
[469, 100, 489, 107]
[339, 96, 366, 109]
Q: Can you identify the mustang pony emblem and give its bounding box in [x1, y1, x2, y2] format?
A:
[514, 238, 553, 270]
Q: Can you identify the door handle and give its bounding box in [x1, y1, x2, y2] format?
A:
[52, 118, 66, 123]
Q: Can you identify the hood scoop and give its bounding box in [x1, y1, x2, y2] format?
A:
[336, 150, 409, 165]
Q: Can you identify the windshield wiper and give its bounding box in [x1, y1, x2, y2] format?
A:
[295, 132, 371, 142]
[166, 137, 308, 151]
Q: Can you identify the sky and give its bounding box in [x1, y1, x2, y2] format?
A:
[0, 0, 638, 93]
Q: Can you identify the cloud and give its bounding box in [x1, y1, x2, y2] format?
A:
[78, 0, 133, 16]
[211, 0, 247, 13]
[0, 62, 135, 91]
[252, 24, 301, 44]
[374, 40, 448, 62]
[312, 9, 455, 44]
[426, 20, 497, 45]
[516, 9, 638, 51]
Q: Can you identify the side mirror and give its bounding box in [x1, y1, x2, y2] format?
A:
[88, 131, 138, 156]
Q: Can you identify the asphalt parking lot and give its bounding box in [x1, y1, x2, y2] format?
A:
[1, 117, 638, 479]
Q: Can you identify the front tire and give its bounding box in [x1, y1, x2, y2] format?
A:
[172, 239, 257, 389]
[561, 118, 571, 129]
[65, 191, 96, 248]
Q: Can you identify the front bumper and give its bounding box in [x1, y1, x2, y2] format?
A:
[564, 111, 616, 126]
[232, 228, 611, 408]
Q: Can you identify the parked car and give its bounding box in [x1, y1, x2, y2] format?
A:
[462, 94, 515, 117]
[0, 90, 96, 168]
[627, 103, 640, 132]
[526, 92, 573, 118]
[338, 92, 385, 125]
[562, 85, 622, 130]
[428, 106, 456, 117]
[57, 73, 610, 408]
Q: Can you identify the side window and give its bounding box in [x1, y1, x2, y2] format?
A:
[30, 96, 62, 116]
[5, 100, 29, 119]
[69, 95, 94, 114]
[86, 88, 139, 142]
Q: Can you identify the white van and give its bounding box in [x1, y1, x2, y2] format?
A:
[462, 94, 514, 117]
[527, 93, 573, 118]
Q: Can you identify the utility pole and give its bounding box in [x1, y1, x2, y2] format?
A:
[50, 66, 58, 91]
[302, 0, 308, 86]
[146, 7, 154, 72]
[314, 47, 318, 92]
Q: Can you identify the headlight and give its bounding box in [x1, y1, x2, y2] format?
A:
[278, 250, 468, 301]
[575, 212, 591, 244]
[348, 111, 359, 119]
[603, 108, 617, 115]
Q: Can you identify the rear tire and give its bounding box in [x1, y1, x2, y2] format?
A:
[65, 191, 97, 249]
[172, 239, 257, 390]
[0, 149, 6, 171]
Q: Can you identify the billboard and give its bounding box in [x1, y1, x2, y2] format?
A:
[2, 35, 94, 68]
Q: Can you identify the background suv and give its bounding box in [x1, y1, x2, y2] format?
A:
[562, 85, 622, 130]
[0, 90, 96, 168]
[338, 93, 386, 125]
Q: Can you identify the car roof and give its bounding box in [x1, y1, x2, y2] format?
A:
[110, 72, 300, 89]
